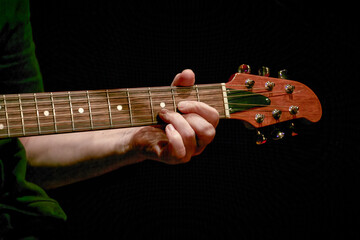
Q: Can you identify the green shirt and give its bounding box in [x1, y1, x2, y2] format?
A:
[0, 0, 66, 238]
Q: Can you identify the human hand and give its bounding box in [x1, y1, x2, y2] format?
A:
[131, 69, 219, 164]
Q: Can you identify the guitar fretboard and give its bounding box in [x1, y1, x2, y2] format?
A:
[0, 83, 229, 138]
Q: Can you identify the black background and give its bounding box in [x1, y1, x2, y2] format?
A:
[29, 1, 359, 239]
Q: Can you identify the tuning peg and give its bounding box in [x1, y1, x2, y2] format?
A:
[271, 128, 285, 140]
[278, 69, 288, 79]
[255, 130, 267, 145]
[238, 64, 251, 74]
[258, 66, 270, 76]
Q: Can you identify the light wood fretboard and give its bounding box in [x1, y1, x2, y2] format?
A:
[0, 83, 229, 138]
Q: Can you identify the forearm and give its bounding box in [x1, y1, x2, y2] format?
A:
[20, 128, 145, 189]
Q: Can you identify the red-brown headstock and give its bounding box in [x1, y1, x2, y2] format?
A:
[225, 72, 322, 129]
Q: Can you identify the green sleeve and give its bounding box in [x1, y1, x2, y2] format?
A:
[0, 0, 66, 238]
[0, 0, 44, 94]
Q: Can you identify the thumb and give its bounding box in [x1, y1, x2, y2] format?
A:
[171, 69, 195, 87]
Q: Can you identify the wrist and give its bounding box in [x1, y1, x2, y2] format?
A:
[110, 127, 148, 164]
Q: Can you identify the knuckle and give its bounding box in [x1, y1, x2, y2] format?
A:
[182, 128, 196, 140]
[203, 125, 216, 139]
[209, 108, 220, 126]
[167, 110, 181, 118]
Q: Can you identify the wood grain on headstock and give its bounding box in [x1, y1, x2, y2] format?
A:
[226, 73, 322, 128]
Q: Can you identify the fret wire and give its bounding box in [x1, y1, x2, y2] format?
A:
[33, 93, 41, 134]
[50, 92, 58, 133]
[170, 87, 177, 111]
[86, 90, 94, 130]
[148, 87, 155, 123]
[68, 91, 75, 131]
[2, 95, 10, 137]
[18, 94, 26, 136]
[105, 90, 113, 128]
[195, 85, 200, 102]
[126, 89, 133, 126]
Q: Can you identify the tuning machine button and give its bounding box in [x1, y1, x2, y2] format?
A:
[255, 130, 267, 145]
[238, 64, 251, 74]
[289, 105, 299, 115]
[255, 113, 265, 123]
[265, 81, 275, 91]
[258, 66, 270, 76]
[278, 69, 288, 79]
[245, 79, 255, 89]
[285, 84, 295, 94]
[272, 109, 282, 120]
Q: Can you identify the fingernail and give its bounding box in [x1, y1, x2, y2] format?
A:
[167, 124, 175, 132]
[177, 101, 187, 109]
[160, 108, 169, 115]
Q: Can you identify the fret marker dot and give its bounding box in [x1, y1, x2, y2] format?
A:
[78, 107, 84, 113]
[44, 110, 49, 116]
[0, 106, 2, 110]
[0, 124, 3, 130]
[160, 102, 166, 108]
[117, 105, 123, 111]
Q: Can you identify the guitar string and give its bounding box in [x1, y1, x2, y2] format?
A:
[0, 88, 287, 105]
[0, 85, 222, 100]
[0, 101, 297, 133]
[0, 111, 231, 134]
[0, 103, 289, 123]
[0, 89, 295, 111]
[0, 107, 294, 134]
[0, 87, 297, 131]
[0, 85, 292, 106]
[0, 122, 160, 137]
[0, 93, 294, 124]
[0, 104, 294, 132]
[0, 94, 290, 119]
[0, 83, 278, 103]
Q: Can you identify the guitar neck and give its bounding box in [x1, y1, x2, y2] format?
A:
[0, 83, 229, 138]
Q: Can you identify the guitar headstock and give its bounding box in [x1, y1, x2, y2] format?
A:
[225, 65, 322, 143]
